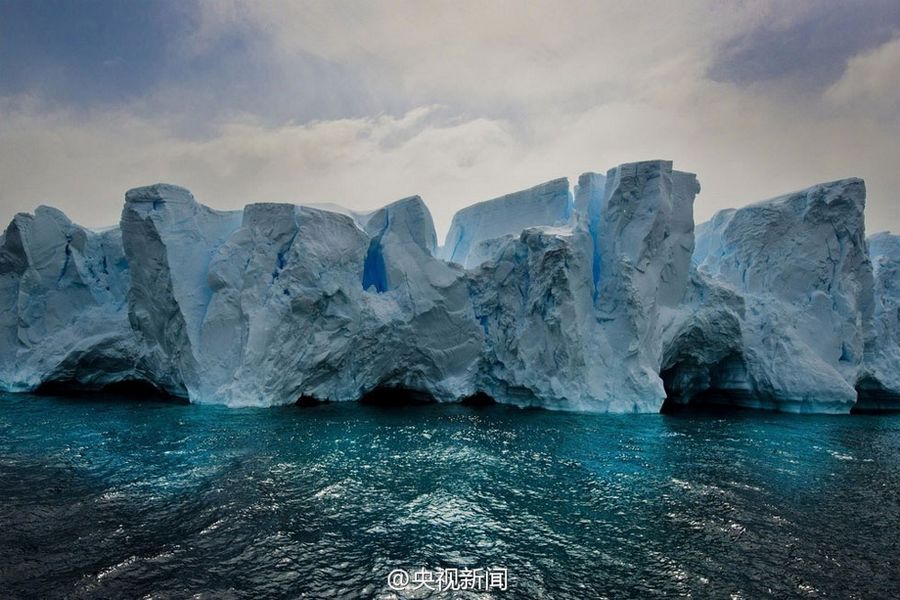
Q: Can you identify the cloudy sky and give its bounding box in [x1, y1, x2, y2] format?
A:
[1, 0, 898, 240]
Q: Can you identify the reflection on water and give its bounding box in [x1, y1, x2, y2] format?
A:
[1, 393, 898, 598]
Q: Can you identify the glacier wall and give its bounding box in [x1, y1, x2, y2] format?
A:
[439, 178, 572, 269]
[667, 179, 875, 412]
[1, 159, 898, 413]
[858, 232, 900, 411]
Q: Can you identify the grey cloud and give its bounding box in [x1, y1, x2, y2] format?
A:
[708, 1, 900, 88]
[1, 1, 898, 241]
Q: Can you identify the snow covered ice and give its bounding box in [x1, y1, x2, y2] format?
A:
[1, 160, 898, 413]
[670, 178, 874, 413]
[439, 177, 572, 269]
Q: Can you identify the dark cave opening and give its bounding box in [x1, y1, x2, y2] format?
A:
[358, 386, 437, 406]
[34, 379, 185, 403]
[853, 376, 900, 414]
[296, 395, 329, 407]
[296, 388, 498, 408]
[660, 353, 756, 413]
[459, 391, 496, 407]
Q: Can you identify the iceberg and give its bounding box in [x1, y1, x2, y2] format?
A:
[665, 178, 875, 413]
[439, 178, 572, 268]
[0, 206, 139, 392]
[471, 161, 701, 411]
[858, 231, 900, 411]
[1, 160, 897, 413]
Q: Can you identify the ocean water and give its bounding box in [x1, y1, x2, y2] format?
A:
[1, 392, 898, 599]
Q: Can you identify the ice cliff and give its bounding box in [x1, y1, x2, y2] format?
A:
[1, 160, 897, 413]
[858, 232, 900, 411]
[667, 179, 875, 413]
[439, 178, 572, 268]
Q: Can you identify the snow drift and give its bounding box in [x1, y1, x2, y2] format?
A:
[1, 160, 897, 413]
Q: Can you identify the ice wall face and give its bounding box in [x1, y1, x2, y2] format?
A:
[471, 226, 596, 409]
[573, 171, 607, 293]
[859, 232, 900, 410]
[124, 192, 481, 406]
[121, 184, 243, 396]
[355, 197, 482, 402]
[677, 179, 875, 412]
[439, 178, 572, 268]
[1, 162, 897, 413]
[199, 203, 371, 405]
[471, 160, 701, 411]
[594, 162, 699, 373]
[0, 207, 137, 391]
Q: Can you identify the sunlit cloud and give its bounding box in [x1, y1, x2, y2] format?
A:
[1, 0, 898, 240]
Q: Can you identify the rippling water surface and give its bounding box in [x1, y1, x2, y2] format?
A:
[1, 392, 899, 599]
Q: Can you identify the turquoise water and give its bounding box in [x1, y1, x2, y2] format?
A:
[1, 392, 899, 599]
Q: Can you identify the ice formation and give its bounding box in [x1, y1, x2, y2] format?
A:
[439, 178, 572, 268]
[1, 160, 897, 413]
[858, 231, 900, 411]
[668, 179, 875, 413]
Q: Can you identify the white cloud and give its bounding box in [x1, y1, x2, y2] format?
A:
[1, 1, 898, 241]
[0, 105, 526, 236]
[193, 0, 779, 113]
[826, 35, 900, 116]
